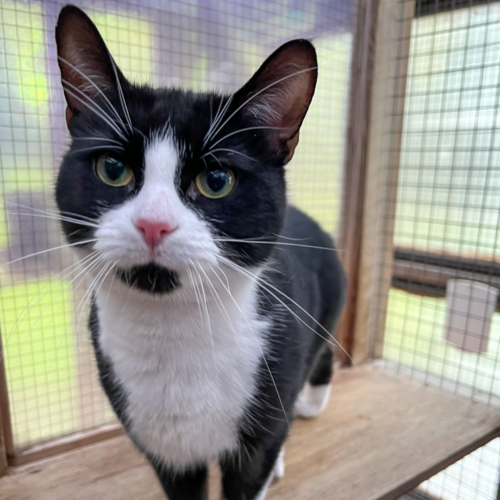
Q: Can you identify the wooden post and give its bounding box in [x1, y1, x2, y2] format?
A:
[349, 0, 415, 363]
[0, 330, 13, 475]
[337, 0, 380, 365]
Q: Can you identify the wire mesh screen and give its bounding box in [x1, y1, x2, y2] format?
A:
[0, 1, 356, 451]
[373, 0, 500, 498]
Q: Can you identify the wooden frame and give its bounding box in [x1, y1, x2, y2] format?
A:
[0, 330, 13, 476]
[343, 0, 415, 363]
[339, 0, 415, 363]
[338, 0, 380, 365]
[10, 423, 123, 467]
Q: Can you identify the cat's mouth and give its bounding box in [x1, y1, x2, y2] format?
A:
[115, 264, 181, 295]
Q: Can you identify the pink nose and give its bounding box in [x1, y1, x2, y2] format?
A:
[135, 219, 176, 248]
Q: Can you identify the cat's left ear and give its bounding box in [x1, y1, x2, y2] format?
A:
[55, 5, 126, 124]
[236, 39, 318, 165]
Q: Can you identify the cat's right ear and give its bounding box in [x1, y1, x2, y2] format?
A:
[56, 5, 123, 123]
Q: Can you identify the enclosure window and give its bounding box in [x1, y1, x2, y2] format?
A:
[379, 1, 500, 498]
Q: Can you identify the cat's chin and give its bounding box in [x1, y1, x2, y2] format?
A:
[115, 264, 181, 295]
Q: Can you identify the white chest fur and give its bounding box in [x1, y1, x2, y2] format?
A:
[95, 273, 267, 470]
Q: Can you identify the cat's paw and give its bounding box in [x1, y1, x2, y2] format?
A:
[294, 382, 331, 419]
[272, 447, 285, 481]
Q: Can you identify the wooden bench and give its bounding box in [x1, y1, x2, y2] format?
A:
[2, 364, 500, 500]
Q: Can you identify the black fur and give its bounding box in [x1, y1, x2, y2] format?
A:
[56, 5, 346, 499]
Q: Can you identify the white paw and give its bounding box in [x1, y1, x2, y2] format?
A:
[273, 447, 285, 481]
[294, 382, 331, 419]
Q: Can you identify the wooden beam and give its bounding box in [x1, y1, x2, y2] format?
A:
[0, 330, 14, 475]
[9, 423, 123, 467]
[338, 0, 380, 365]
[351, 0, 415, 363]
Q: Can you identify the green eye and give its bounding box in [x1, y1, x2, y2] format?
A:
[96, 155, 134, 187]
[196, 167, 235, 199]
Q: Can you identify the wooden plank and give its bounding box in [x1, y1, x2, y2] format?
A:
[0, 330, 13, 476]
[337, 0, 380, 365]
[2, 365, 500, 500]
[10, 423, 123, 467]
[352, 0, 415, 363]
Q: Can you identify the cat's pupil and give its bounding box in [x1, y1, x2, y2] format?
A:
[206, 170, 228, 192]
[105, 157, 125, 181]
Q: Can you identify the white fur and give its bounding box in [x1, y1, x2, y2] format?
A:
[94, 135, 219, 271]
[273, 446, 285, 480]
[294, 382, 331, 419]
[91, 136, 269, 469]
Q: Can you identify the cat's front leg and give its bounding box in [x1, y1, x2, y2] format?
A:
[220, 437, 285, 500]
[147, 455, 209, 500]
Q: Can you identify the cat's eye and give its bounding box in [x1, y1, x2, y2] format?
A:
[96, 155, 134, 187]
[196, 167, 235, 199]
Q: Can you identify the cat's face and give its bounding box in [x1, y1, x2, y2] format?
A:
[55, 6, 317, 295]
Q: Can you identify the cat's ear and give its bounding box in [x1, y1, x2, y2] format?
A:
[236, 39, 317, 164]
[55, 5, 124, 122]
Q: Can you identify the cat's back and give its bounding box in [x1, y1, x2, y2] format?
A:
[274, 206, 347, 329]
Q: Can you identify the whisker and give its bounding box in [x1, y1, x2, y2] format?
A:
[194, 265, 215, 355]
[206, 152, 222, 167]
[207, 126, 287, 151]
[219, 256, 352, 363]
[76, 260, 116, 331]
[75, 259, 113, 331]
[205, 67, 317, 148]
[203, 95, 227, 148]
[209, 265, 289, 425]
[73, 137, 123, 145]
[6, 202, 98, 224]
[203, 95, 234, 149]
[214, 239, 342, 252]
[68, 145, 125, 156]
[201, 148, 256, 163]
[9, 212, 100, 229]
[58, 56, 128, 133]
[186, 267, 207, 332]
[109, 55, 133, 134]
[61, 80, 128, 141]
[0, 251, 103, 361]
[200, 266, 234, 329]
[4, 239, 98, 266]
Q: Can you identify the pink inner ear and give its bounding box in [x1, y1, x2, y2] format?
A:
[243, 41, 317, 141]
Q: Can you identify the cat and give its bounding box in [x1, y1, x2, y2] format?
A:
[55, 5, 347, 500]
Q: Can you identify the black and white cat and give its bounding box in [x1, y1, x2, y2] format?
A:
[55, 5, 346, 500]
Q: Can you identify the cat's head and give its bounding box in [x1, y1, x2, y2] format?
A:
[55, 5, 317, 295]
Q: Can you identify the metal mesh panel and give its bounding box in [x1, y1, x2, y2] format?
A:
[375, 1, 500, 498]
[0, 0, 356, 451]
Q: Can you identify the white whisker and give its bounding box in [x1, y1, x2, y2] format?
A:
[4, 239, 97, 266]
[215, 239, 342, 252]
[203, 95, 234, 149]
[109, 55, 133, 134]
[68, 145, 125, 155]
[201, 148, 255, 163]
[10, 212, 100, 229]
[210, 264, 289, 425]
[194, 265, 214, 355]
[58, 56, 128, 133]
[0, 251, 103, 362]
[61, 79, 128, 141]
[219, 256, 352, 363]
[73, 137, 123, 145]
[205, 67, 317, 149]
[207, 126, 287, 151]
